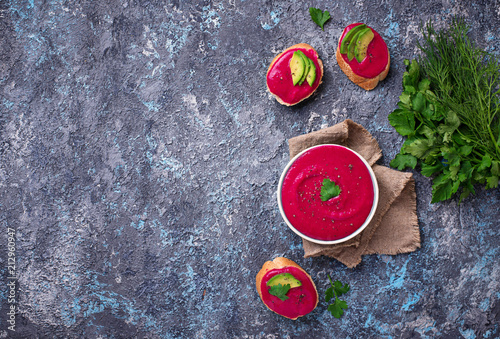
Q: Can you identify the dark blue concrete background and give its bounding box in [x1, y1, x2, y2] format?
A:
[0, 0, 499, 338]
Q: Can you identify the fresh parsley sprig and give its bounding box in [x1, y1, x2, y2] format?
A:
[309, 7, 330, 31]
[320, 178, 341, 201]
[269, 283, 291, 301]
[325, 274, 350, 318]
[388, 18, 500, 203]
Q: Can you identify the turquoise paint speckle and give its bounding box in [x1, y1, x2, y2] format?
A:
[381, 260, 408, 291]
[385, 22, 400, 39]
[260, 9, 282, 30]
[401, 291, 422, 311]
[479, 297, 490, 312]
[3, 98, 15, 109]
[131, 219, 145, 230]
[364, 313, 373, 327]
[142, 100, 161, 112]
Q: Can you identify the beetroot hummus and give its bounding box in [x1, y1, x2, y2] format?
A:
[260, 266, 317, 319]
[339, 23, 389, 79]
[266, 47, 321, 105]
[280, 144, 376, 242]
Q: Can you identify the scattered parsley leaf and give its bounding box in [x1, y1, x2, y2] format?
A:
[333, 280, 350, 295]
[325, 286, 334, 302]
[320, 178, 341, 201]
[327, 302, 346, 318]
[269, 283, 290, 301]
[309, 7, 330, 31]
[325, 274, 350, 319]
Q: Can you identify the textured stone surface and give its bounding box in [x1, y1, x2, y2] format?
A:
[0, 0, 499, 338]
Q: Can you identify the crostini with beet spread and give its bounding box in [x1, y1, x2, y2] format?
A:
[256, 257, 318, 320]
[336, 23, 390, 90]
[266, 43, 324, 106]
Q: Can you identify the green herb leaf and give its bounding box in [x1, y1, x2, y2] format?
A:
[412, 92, 426, 112]
[333, 280, 350, 296]
[388, 109, 416, 136]
[437, 110, 460, 142]
[320, 178, 341, 201]
[325, 287, 334, 302]
[457, 161, 473, 182]
[421, 162, 444, 177]
[390, 154, 418, 170]
[478, 154, 492, 172]
[431, 173, 453, 203]
[309, 7, 330, 31]
[269, 283, 291, 301]
[325, 274, 350, 319]
[418, 78, 431, 92]
[404, 139, 435, 159]
[458, 145, 473, 157]
[328, 299, 348, 319]
[492, 161, 500, 176]
[486, 175, 499, 189]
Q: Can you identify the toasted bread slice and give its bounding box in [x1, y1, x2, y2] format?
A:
[336, 25, 390, 90]
[266, 43, 324, 106]
[256, 257, 318, 320]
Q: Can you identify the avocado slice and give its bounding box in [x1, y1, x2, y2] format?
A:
[266, 273, 302, 288]
[340, 24, 366, 54]
[354, 27, 374, 62]
[347, 29, 364, 62]
[290, 51, 306, 86]
[297, 51, 310, 86]
[306, 57, 316, 86]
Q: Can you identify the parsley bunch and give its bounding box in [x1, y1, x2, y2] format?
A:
[389, 18, 500, 203]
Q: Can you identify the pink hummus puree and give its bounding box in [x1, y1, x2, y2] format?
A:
[260, 266, 317, 319]
[281, 145, 374, 241]
[339, 23, 389, 79]
[266, 48, 321, 105]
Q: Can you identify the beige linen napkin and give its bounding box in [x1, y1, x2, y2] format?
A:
[288, 119, 420, 268]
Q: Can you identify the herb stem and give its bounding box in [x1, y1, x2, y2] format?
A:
[488, 124, 500, 158]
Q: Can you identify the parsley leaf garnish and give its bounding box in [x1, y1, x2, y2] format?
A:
[325, 274, 350, 319]
[320, 178, 341, 201]
[269, 283, 291, 301]
[309, 7, 330, 31]
[388, 18, 500, 203]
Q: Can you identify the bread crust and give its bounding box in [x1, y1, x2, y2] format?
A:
[336, 28, 390, 91]
[266, 43, 324, 106]
[255, 257, 319, 320]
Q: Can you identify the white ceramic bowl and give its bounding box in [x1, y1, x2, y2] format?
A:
[277, 144, 379, 245]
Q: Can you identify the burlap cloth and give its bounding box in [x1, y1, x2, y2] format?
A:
[288, 119, 420, 268]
